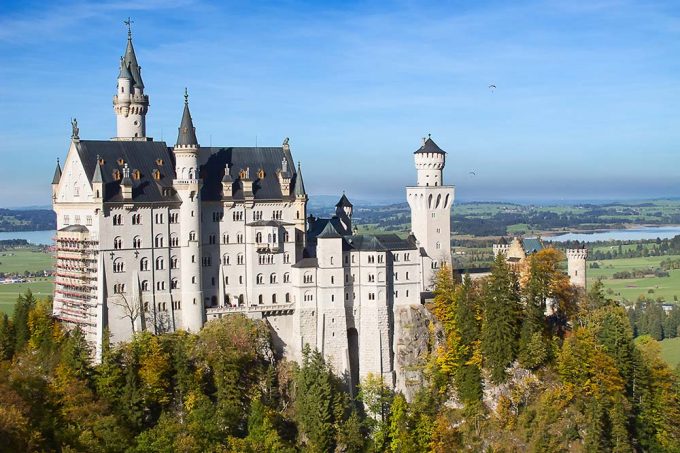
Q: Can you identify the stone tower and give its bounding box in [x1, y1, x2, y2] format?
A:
[113, 26, 149, 140]
[566, 245, 588, 290]
[406, 136, 455, 291]
[173, 90, 204, 331]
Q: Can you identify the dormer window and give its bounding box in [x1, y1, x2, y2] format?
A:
[132, 169, 141, 180]
[152, 169, 161, 180]
[113, 170, 121, 181]
[156, 158, 164, 166]
[117, 158, 125, 166]
[257, 168, 265, 179]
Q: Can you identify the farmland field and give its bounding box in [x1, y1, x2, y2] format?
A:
[588, 255, 680, 303]
[0, 279, 54, 314]
[0, 248, 54, 275]
[659, 337, 680, 369]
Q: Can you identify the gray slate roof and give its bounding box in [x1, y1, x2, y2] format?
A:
[176, 100, 198, 147]
[52, 161, 62, 184]
[59, 225, 89, 233]
[414, 137, 446, 154]
[292, 257, 318, 268]
[317, 221, 343, 239]
[522, 238, 544, 254]
[294, 162, 306, 197]
[123, 36, 144, 89]
[75, 140, 178, 203]
[200, 146, 303, 201]
[336, 194, 353, 208]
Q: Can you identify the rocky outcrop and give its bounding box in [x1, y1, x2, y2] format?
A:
[393, 304, 443, 401]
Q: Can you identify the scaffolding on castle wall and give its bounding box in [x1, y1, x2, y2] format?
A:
[52, 232, 100, 336]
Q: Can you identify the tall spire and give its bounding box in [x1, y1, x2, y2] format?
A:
[176, 88, 198, 147]
[122, 21, 144, 89]
[52, 158, 62, 185]
[294, 161, 306, 197]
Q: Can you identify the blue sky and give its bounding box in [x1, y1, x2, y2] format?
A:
[1, 0, 679, 207]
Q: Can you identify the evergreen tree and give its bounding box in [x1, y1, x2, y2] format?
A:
[12, 289, 36, 352]
[454, 275, 483, 410]
[293, 346, 336, 453]
[0, 312, 15, 360]
[481, 253, 521, 383]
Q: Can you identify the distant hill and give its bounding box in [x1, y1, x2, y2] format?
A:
[0, 209, 56, 232]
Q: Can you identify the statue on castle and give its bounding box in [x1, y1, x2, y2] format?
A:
[71, 118, 79, 140]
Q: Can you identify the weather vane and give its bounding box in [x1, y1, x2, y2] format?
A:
[124, 17, 134, 37]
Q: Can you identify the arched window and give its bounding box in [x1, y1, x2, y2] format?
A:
[272, 294, 277, 304]
[113, 236, 122, 249]
[189, 231, 196, 242]
[238, 294, 244, 306]
[283, 273, 290, 283]
[237, 233, 243, 243]
[258, 294, 263, 304]
[285, 292, 290, 303]
[436, 241, 441, 250]
[171, 256, 178, 269]
[113, 258, 125, 273]
[256, 274, 263, 284]
[133, 236, 141, 248]
[155, 234, 164, 248]
[171, 278, 179, 289]
[141, 280, 149, 291]
[170, 234, 178, 247]
[270, 273, 277, 284]
[140, 258, 149, 271]
[283, 230, 290, 242]
[256, 232, 262, 243]
[237, 254, 244, 265]
[223, 234, 229, 244]
[223, 254, 230, 265]
[156, 257, 164, 270]
[304, 272, 313, 283]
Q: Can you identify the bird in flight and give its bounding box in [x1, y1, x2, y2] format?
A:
[469, 171, 477, 176]
[488, 84, 496, 92]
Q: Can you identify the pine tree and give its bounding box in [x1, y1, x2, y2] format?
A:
[12, 289, 36, 352]
[481, 253, 521, 384]
[0, 312, 15, 360]
[454, 275, 483, 410]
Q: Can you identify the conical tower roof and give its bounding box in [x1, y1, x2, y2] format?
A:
[176, 89, 198, 147]
[336, 193, 353, 208]
[414, 136, 446, 154]
[92, 159, 103, 184]
[294, 161, 306, 197]
[117, 57, 132, 79]
[123, 33, 144, 88]
[52, 159, 62, 184]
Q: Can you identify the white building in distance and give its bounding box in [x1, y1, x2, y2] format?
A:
[51, 29, 455, 391]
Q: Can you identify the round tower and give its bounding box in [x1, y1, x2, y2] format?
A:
[173, 89, 203, 331]
[566, 244, 588, 289]
[406, 135, 455, 291]
[113, 26, 149, 139]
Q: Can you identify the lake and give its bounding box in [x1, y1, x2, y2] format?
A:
[0, 230, 55, 245]
[548, 226, 680, 243]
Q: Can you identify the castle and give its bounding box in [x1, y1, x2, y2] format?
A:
[50, 29, 454, 391]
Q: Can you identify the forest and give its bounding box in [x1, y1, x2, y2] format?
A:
[1, 249, 679, 452]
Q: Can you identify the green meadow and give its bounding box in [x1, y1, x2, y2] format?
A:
[0, 279, 54, 315]
[587, 255, 680, 303]
[659, 337, 680, 369]
[0, 248, 54, 274]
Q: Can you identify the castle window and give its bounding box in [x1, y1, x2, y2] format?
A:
[140, 258, 149, 271]
[237, 254, 244, 265]
[256, 232, 262, 243]
[233, 211, 244, 221]
[156, 257, 164, 270]
[189, 231, 196, 241]
[436, 241, 441, 250]
[284, 253, 290, 264]
[285, 293, 290, 303]
[152, 169, 161, 180]
[86, 216, 92, 226]
[378, 255, 384, 263]
[394, 272, 398, 281]
[155, 234, 164, 248]
[270, 273, 277, 284]
[170, 234, 179, 247]
[404, 253, 410, 261]
[272, 294, 277, 304]
[113, 170, 121, 181]
[155, 213, 164, 224]
[156, 159, 164, 166]
[258, 295, 263, 304]
[283, 230, 290, 242]
[331, 276, 335, 284]
[331, 295, 334, 302]
[132, 213, 141, 225]
[141, 280, 149, 291]
[114, 283, 125, 294]
[133, 236, 141, 248]
[283, 273, 290, 283]
[304, 292, 313, 302]
[303, 272, 313, 284]
[113, 259, 125, 273]
[113, 236, 122, 249]
[257, 168, 265, 179]
[209, 234, 216, 245]
[223, 254, 230, 265]
[211, 277, 215, 286]
[345, 292, 349, 300]
[192, 276, 196, 284]
[170, 213, 179, 223]
[368, 255, 375, 264]
[112, 214, 122, 225]
[368, 274, 375, 282]
[237, 233, 243, 243]
[369, 292, 375, 300]
[171, 256, 178, 269]
[117, 158, 125, 166]
[132, 169, 141, 180]
[406, 272, 409, 280]
[257, 274, 264, 284]
[239, 276, 243, 284]
[202, 256, 212, 267]
[223, 234, 229, 244]
[74, 215, 80, 225]
[156, 281, 165, 291]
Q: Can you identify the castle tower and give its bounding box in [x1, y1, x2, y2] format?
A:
[173, 89, 203, 331]
[112, 25, 149, 140]
[566, 244, 588, 289]
[335, 194, 353, 234]
[406, 136, 455, 291]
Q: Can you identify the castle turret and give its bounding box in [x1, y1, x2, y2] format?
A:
[566, 244, 588, 289]
[405, 136, 455, 291]
[173, 89, 203, 331]
[113, 25, 149, 140]
[335, 194, 353, 234]
[52, 158, 62, 200]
